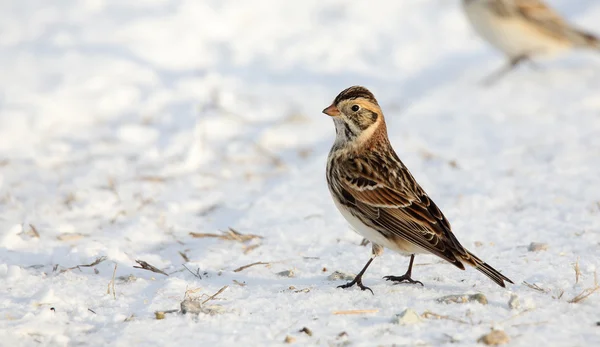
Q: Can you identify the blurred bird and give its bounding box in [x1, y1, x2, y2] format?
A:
[324, 86, 513, 293]
[462, 0, 600, 83]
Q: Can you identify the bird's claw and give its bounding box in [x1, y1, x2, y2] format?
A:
[383, 275, 424, 286]
[337, 276, 374, 295]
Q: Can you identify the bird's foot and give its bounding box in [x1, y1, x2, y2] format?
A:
[383, 274, 423, 286]
[337, 275, 374, 295]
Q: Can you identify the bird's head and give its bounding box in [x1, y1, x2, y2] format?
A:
[323, 86, 386, 148]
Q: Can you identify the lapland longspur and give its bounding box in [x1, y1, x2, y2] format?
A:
[463, 0, 600, 82]
[324, 86, 513, 293]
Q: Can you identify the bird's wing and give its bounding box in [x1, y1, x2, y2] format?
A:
[335, 155, 468, 268]
[509, 0, 594, 44]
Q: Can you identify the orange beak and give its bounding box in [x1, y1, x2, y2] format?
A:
[322, 104, 341, 117]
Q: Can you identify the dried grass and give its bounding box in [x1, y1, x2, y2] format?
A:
[523, 281, 549, 293]
[421, 310, 469, 324]
[107, 263, 117, 299]
[60, 256, 107, 274]
[568, 271, 600, 304]
[134, 260, 169, 276]
[233, 261, 271, 272]
[28, 224, 40, 238]
[190, 227, 262, 243]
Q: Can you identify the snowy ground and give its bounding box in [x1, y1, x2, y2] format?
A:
[2, 0, 600, 346]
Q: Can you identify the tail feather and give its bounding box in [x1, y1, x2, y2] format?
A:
[573, 29, 600, 50]
[465, 251, 513, 288]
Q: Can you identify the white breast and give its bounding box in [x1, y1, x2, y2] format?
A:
[463, 1, 570, 58]
[331, 195, 425, 256]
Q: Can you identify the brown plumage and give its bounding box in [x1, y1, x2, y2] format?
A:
[324, 86, 513, 293]
[463, 0, 600, 83]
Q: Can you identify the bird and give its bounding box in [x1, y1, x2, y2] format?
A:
[462, 0, 600, 83]
[323, 86, 513, 294]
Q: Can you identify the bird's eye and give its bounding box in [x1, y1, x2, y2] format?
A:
[351, 105, 360, 112]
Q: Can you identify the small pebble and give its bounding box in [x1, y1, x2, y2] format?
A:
[284, 335, 296, 343]
[437, 293, 488, 305]
[391, 308, 422, 325]
[528, 242, 548, 252]
[277, 270, 295, 278]
[327, 271, 355, 281]
[181, 299, 203, 314]
[477, 330, 510, 345]
[508, 294, 520, 310]
[117, 275, 137, 283]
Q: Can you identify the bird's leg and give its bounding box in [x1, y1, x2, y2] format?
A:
[482, 54, 529, 86]
[337, 257, 375, 294]
[337, 243, 381, 295]
[383, 254, 424, 286]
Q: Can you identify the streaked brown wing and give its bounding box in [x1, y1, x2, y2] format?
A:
[513, 0, 573, 40]
[336, 158, 468, 266]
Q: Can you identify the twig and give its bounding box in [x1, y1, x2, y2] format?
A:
[568, 271, 599, 303]
[111, 264, 117, 299]
[332, 309, 379, 315]
[28, 224, 40, 238]
[233, 261, 271, 272]
[168, 268, 186, 275]
[233, 280, 246, 287]
[553, 289, 565, 300]
[421, 310, 469, 324]
[182, 264, 202, 279]
[189, 227, 262, 243]
[184, 287, 203, 299]
[138, 176, 167, 183]
[243, 244, 261, 254]
[523, 281, 549, 293]
[568, 288, 599, 303]
[88, 308, 96, 314]
[134, 260, 169, 276]
[201, 285, 228, 305]
[178, 251, 190, 262]
[60, 256, 107, 274]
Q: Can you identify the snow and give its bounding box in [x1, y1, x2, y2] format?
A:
[1, 0, 600, 345]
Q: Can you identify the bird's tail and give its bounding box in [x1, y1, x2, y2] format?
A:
[464, 251, 513, 288]
[571, 29, 600, 50]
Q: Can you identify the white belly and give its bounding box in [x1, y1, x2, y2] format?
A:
[463, 1, 570, 58]
[331, 196, 424, 256]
